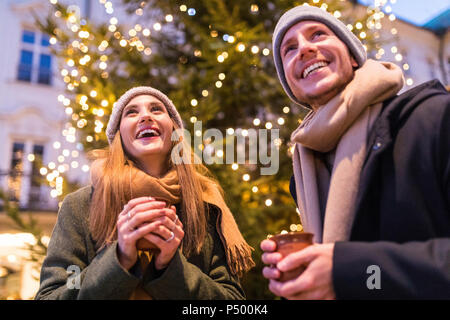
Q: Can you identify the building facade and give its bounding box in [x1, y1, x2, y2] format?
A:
[0, 0, 97, 212]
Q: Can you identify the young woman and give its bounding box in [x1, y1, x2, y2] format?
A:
[35, 86, 254, 299]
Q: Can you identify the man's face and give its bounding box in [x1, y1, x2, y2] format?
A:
[280, 21, 358, 109]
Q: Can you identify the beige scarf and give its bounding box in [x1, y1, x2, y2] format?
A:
[291, 60, 404, 243]
[90, 160, 255, 276]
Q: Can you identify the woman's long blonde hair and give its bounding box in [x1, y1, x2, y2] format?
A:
[88, 121, 217, 257]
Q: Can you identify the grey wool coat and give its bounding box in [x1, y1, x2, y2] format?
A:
[34, 186, 246, 300]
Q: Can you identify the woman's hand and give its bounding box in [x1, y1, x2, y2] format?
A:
[142, 204, 184, 270]
[116, 196, 176, 270]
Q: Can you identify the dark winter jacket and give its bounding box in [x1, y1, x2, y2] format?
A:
[35, 186, 245, 300]
[290, 80, 450, 299]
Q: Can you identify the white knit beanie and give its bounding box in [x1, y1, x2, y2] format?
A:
[106, 86, 184, 145]
[272, 5, 367, 107]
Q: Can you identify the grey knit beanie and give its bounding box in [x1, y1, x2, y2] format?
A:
[272, 5, 367, 107]
[106, 86, 184, 145]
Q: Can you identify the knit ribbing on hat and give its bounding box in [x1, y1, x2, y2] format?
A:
[272, 5, 367, 107]
[106, 86, 184, 145]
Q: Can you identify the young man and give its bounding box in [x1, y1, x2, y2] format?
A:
[261, 5, 450, 299]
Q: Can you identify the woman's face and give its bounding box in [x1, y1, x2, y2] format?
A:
[119, 94, 174, 170]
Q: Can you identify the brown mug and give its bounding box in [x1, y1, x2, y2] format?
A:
[135, 197, 173, 251]
[270, 231, 314, 282]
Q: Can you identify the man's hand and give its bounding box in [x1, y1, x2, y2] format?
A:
[261, 240, 336, 300]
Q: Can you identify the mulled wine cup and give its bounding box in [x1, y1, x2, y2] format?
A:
[270, 231, 314, 282]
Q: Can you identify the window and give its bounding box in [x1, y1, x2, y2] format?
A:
[6, 142, 46, 206]
[22, 30, 35, 44]
[29, 144, 45, 205]
[17, 50, 33, 81]
[30, 145, 44, 187]
[41, 34, 50, 47]
[38, 54, 52, 84]
[17, 30, 53, 85]
[8, 143, 25, 201]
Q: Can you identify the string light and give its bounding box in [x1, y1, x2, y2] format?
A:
[236, 43, 246, 52]
[153, 23, 161, 31]
[142, 28, 151, 36]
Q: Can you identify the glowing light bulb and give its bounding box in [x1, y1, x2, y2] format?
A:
[143, 28, 151, 37]
[236, 43, 245, 52]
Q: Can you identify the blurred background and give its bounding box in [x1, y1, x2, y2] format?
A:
[0, 0, 448, 300]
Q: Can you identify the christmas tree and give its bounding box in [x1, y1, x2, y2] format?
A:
[37, 0, 387, 298]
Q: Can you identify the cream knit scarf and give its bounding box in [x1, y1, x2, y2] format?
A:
[291, 60, 404, 243]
